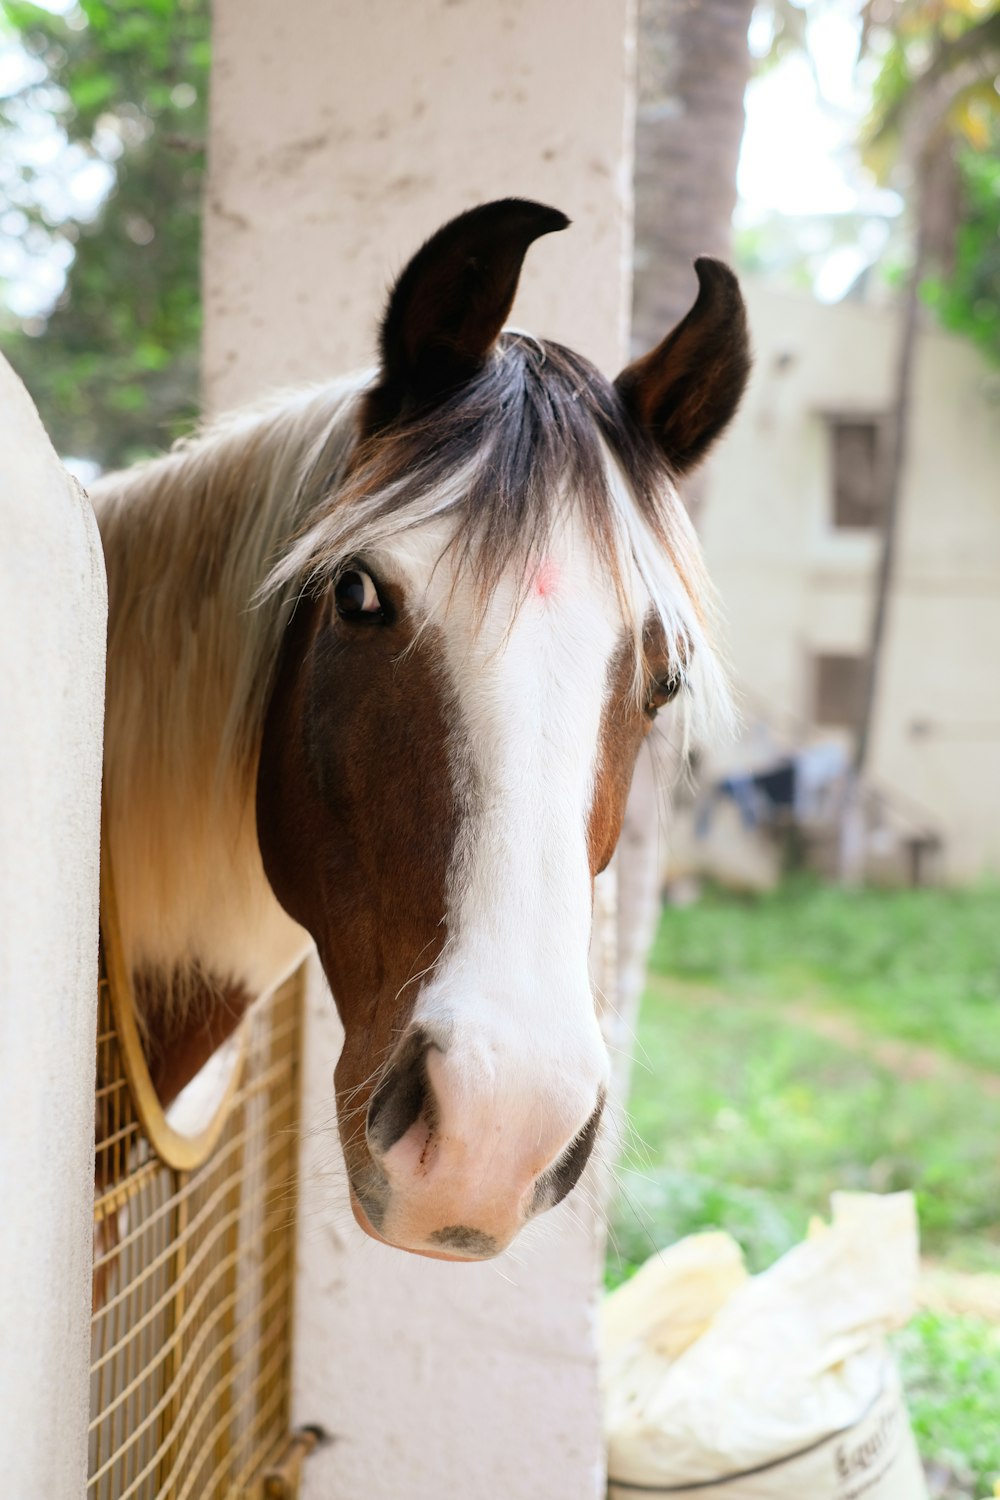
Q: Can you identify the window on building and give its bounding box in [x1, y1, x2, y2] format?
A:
[813, 652, 867, 728]
[827, 417, 885, 530]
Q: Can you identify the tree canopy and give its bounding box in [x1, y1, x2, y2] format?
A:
[0, 0, 208, 469]
[742, 0, 1000, 365]
[920, 144, 1000, 364]
[861, 0, 1000, 364]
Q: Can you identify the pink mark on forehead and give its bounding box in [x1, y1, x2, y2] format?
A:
[533, 558, 560, 599]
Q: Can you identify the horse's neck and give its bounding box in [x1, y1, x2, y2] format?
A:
[92, 388, 357, 1024]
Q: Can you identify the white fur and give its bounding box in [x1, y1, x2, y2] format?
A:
[345, 493, 728, 1248]
[391, 517, 615, 1117]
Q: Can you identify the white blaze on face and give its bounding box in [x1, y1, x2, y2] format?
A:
[372, 515, 623, 1248]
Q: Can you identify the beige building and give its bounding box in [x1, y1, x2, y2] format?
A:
[697, 278, 1000, 882]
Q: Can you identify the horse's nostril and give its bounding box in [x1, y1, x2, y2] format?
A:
[532, 1089, 606, 1213]
[366, 1028, 435, 1157]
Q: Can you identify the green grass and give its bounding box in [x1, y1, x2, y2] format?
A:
[612, 980, 1000, 1273]
[897, 1312, 1000, 1497]
[649, 878, 1000, 1073]
[607, 881, 1000, 1495]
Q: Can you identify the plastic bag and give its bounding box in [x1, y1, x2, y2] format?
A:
[603, 1192, 928, 1498]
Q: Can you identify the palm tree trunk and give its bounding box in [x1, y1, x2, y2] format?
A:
[617, 0, 754, 1038]
[853, 250, 923, 780]
[837, 254, 921, 883]
[632, 0, 755, 352]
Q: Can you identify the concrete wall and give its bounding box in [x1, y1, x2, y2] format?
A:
[0, 358, 107, 1494]
[204, 0, 636, 407]
[205, 4, 636, 1495]
[700, 279, 1000, 880]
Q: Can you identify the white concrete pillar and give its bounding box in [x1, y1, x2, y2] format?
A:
[0, 358, 107, 1494]
[205, 6, 635, 1495]
[204, 0, 635, 405]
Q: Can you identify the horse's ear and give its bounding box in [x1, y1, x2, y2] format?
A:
[615, 258, 751, 476]
[365, 198, 569, 429]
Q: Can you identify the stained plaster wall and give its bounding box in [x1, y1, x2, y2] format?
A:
[204, 4, 636, 1496]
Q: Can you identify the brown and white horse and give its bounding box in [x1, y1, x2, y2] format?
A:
[93, 199, 749, 1261]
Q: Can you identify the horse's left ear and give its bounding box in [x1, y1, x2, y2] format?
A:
[364, 198, 569, 430]
[615, 258, 751, 476]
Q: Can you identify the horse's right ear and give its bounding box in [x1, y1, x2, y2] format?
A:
[363, 198, 569, 431]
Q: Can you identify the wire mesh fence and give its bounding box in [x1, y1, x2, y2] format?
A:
[91, 887, 304, 1500]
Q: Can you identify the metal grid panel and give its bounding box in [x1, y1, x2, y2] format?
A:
[91, 941, 303, 1500]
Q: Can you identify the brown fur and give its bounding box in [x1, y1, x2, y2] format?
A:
[136, 971, 254, 1107]
[588, 616, 674, 875]
[256, 585, 459, 1175]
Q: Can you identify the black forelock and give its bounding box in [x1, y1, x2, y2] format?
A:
[332, 332, 675, 603]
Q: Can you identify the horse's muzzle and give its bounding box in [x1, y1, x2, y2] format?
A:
[347, 1021, 607, 1259]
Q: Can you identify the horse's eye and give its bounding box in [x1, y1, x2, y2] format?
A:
[645, 673, 682, 718]
[335, 568, 383, 621]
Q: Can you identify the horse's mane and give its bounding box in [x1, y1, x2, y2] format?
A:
[94, 335, 730, 808]
[92, 374, 368, 993]
[92, 374, 365, 787]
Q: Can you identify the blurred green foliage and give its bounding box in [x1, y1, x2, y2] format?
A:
[750, 2, 1000, 365]
[896, 1311, 1000, 1495]
[862, 0, 1000, 365]
[0, 0, 208, 468]
[2, 0, 996, 481]
[921, 145, 1000, 369]
[612, 968, 1000, 1277]
[650, 878, 1000, 1071]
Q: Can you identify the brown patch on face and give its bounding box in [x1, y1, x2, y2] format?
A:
[587, 615, 675, 876]
[255, 576, 459, 1183]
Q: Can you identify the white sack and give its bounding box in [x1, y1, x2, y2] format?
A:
[604, 1192, 928, 1499]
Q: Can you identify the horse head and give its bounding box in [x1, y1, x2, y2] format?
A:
[254, 200, 750, 1260]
